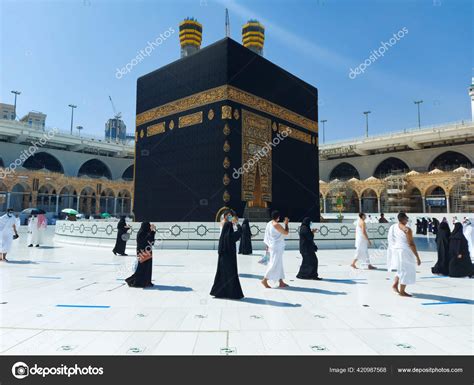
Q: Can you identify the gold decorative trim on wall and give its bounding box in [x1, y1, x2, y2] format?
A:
[139, 129, 144, 139]
[279, 123, 312, 144]
[221, 105, 232, 119]
[146, 122, 165, 137]
[169, 120, 175, 130]
[178, 111, 203, 128]
[241, 109, 272, 203]
[233, 109, 240, 120]
[223, 157, 230, 169]
[223, 173, 230, 186]
[208, 109, 214, 120]
[223, 140, 230, 152]
[223, 123, 231, 136]
[272, 122, 278, 132]
[223, 190, 230, 203]
[136, 85, 317, 132]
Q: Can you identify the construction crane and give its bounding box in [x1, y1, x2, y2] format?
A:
[108, 95, 122, 142]
[225, 8, 230, 37]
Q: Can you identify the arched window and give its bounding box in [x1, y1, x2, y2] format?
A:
[361, 189, 378, 213]
[122, 165, 134, 181]
[23, 152, 63, 173]
[426, 186, 447, 213]
[373, 157, 409, 178]
[429, 151, 472, 171]
[329, 163, 360, 181]
[78, 159, 112, 179]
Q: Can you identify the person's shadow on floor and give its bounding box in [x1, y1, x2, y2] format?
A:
[241, 297, 301, 307]
[413, 293, 473, 305]
[144, 285, 193, 292]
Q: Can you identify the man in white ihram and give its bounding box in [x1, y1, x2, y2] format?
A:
[0, 208, 19, 262]
[262, 210, 290, 289]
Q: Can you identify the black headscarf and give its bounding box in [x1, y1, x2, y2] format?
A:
[117, 216, 126, 229]
[451, 222, 463, 238]
[301, 217, 311, 228]
[299, 217, 317, 254]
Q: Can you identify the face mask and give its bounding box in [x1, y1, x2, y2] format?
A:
[227, 215, 233, 221]
[7, 212, 12, 217]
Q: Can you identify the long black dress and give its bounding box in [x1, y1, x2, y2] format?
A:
[126, 222, 155, 288]
[296, 217, 319, 279]
[238, 219, 253, 255]
[448, 223, 473, 278]
[431, 222, 450, 275]
[210, 221, 244, 299]
[113, 217, 129, 255]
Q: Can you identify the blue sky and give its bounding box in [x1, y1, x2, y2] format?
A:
[1, 0, 472, 142]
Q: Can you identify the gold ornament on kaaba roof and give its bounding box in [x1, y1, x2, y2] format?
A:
[233, 109, 240, 120]
[223, 173, 230, 185]
[169, 120, 175, 130]
[221, 105, 232, 119]
[140, 129, 144, 139]
[223, 140, 230, 152]
[208, 109, 215, 120]
[223, 123, 231, 136]
[272, 122, 278, 132]
[223, 190, 230, 202]
[223, 157, 230, 169]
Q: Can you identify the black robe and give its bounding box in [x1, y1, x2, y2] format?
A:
[126, 226, 155, 288]
[421, 218, 428, 235]
[238, 219, 253, 255]
[297, 218, 319, 279]
[448, 223, 473, 278]
[210, 222, 244, 299]
[431, 223, 450, 275]
[113, 218, 129, 255]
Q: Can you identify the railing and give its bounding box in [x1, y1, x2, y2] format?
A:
[321, 120, 472, 148]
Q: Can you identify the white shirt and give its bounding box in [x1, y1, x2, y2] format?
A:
[0, 214, 17, 234]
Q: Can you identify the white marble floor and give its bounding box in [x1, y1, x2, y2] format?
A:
[0, 231, 472, 355]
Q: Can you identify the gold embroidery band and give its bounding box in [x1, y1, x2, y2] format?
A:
[279, 123, 312, 144]
[146, 122, 165, 137]
[178, 111, 203, 128]
[136, 85, 317, 132]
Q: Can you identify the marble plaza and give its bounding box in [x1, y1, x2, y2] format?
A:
[0, 229, 472, 356]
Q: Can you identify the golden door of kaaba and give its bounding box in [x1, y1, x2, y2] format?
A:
[241, 109, 272, 208]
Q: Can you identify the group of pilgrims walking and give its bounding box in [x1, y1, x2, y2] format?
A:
[112, 208, 472, 300]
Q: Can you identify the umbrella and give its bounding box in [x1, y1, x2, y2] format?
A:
[21, 208, 40, 215]
[61, 208, 78, 215]
[101, 213, 111, 218]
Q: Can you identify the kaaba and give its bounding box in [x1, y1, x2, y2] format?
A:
[134, 19, 319, 222]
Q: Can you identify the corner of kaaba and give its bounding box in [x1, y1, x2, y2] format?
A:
[134, 28, 319, 222]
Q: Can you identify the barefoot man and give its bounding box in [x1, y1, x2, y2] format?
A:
[351, 213, 376, 270]
[262, 211, 289, 288]
[391, 212, 421, 297]
[0, 208, 19, 262]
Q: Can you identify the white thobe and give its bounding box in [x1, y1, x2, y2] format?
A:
[0, 214, 17, 253]
[354, 221, 370, 265]
[392, 225, 417, 285]
[263, 221, 286, 281]
[386, 223, 398, 271]
[463, 224, 474, 262]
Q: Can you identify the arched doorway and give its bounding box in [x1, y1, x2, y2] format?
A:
[425, 186, 447, 213]
[361, 189, 378, 213]
[429, 151, 472, 171]
[117, 190, 131, 215]
[79, 187, 97, 216]
[100, 188, 115, 214]
[37, 184, 57, 213]
[10, 183, 32, 212]
[58, 186, 78, 212]
[326, 185, 358, 213]
[329, 163, 360, 181]
[0, 182, 7, 212]
[408, 187, 423, 212]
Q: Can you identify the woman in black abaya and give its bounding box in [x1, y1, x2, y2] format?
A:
[126, 222, 156, 288]
[238, 219, 253, 255]
[448, 222, 473, 278]
[431, 221, 450, 275]
[296, 217, 321, 280]
[211, 220, 244, 299]
[113, 216, 130, 256]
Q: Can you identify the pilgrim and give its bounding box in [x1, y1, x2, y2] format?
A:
[126, 222, 156, 288]
[296, 217, 320, 280]
[351, 213, 376, 270]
